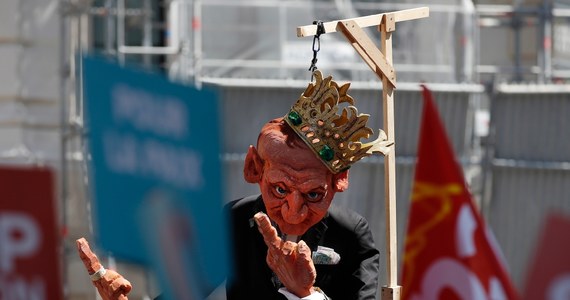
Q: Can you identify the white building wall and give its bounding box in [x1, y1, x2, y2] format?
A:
[0, 0, 60, 165]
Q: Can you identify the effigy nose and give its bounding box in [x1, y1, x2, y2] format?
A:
[282, 191, 308, 224]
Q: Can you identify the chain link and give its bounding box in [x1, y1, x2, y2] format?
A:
[308, 20, 325, 73]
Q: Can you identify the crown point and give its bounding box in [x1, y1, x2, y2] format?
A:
[318, 145, 335, 161]
[288, 111, 302, 126]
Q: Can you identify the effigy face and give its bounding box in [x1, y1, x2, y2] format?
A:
[257, 126, 337, 236]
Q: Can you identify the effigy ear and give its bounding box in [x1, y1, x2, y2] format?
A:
[333, 169, 349, 192]
[243, 145, 264, 183]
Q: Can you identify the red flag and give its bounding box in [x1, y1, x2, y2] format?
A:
[522, 213, 570, 300]
[401, 85, 519, 300]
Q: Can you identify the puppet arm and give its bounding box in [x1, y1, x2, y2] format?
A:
[76, 238, 132, 300]
[254, 212, 329, 299]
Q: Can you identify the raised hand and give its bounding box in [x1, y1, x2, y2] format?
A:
[254, 212, 316, 298]
[76, 238, 132, 300]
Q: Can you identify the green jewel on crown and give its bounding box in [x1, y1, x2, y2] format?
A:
[287, 111, 302, 126]
[283, 70, 394, 174]
[319, 145, 334, 161]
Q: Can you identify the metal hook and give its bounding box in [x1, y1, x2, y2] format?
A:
[308, 20, 325, 75]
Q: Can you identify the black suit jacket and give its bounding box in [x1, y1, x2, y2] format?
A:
[225, 195, 380, 300]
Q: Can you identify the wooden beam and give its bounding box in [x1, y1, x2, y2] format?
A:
[383, 14, 396, 33]
[296, 7, 429, 37]
[382, 286, 402, 300]
[337, 20, 396, 87]
[380, 19, 399, 291]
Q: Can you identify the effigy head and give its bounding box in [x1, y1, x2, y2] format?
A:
[243, 71, 389, 235]
[244, 118, 347, 235]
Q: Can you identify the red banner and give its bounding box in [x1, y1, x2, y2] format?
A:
[401, 85, 519, 300]
[522, 213, 570, 300]
[0, 166, 62, 300]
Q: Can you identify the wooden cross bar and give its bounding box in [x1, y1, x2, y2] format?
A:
[297, 7, 429, 300]
[296, 7, 429, 38]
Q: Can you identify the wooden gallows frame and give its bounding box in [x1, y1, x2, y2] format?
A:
[297, 7, 429, 300]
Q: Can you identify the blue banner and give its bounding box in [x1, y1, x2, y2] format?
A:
[82, 55, 229, 295]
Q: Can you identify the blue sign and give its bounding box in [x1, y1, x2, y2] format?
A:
[82, 55, 229, 294]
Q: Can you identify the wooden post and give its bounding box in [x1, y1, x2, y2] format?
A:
[297, 8, 429, 300]
[379, 13, 402, 300]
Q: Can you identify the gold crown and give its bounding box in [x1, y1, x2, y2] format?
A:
[284, 70, 393, 174]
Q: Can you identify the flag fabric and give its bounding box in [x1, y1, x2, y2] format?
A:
[401, 85, 519, 300]
[521, 213, 570, 300]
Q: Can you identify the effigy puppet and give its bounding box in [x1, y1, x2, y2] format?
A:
[77, 70, 392, 300]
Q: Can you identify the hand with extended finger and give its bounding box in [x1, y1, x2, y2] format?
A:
[76, 238, 132, 300]
[254, 212, 317, 298]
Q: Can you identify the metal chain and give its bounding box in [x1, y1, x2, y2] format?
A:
[308, 20, 325, 73]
